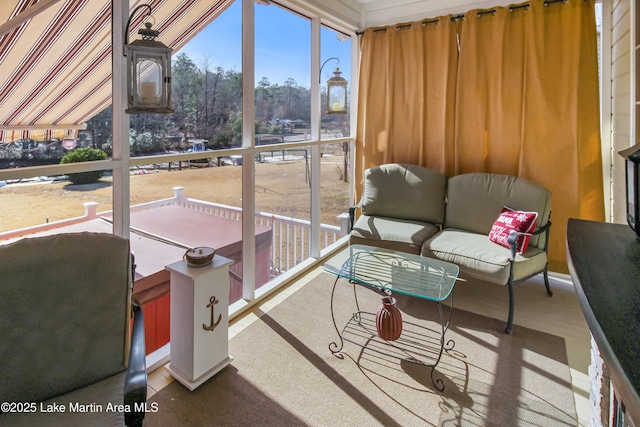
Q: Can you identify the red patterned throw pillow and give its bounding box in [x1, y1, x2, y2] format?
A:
[488, 207, 538, 254]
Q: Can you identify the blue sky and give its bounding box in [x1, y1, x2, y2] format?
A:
[176, 1, 352, 89]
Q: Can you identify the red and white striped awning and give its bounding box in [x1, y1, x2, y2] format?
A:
[0, 0, 232, 143]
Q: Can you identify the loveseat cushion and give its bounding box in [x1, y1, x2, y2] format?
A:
[350, 215, 440, 255]
[421, 229, 548, 285]
[0, 371, 126, 426]
[361, 163, 447, 224]
[444, 173, 551, 249]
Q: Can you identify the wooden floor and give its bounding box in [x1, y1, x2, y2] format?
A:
[147, 266, 592, 426]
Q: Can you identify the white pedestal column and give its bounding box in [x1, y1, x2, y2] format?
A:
[165, 256, 234, 390]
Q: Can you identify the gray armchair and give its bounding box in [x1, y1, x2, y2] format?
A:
[0, 232, 147, 426]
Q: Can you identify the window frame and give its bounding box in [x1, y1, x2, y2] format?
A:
[0, 0, 358, 314]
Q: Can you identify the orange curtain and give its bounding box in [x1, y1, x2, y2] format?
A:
[355, 16, 459, 187]
[454, 7, 528, 175]
[354, 0, 604, 273]
[455, 0, 603, 272]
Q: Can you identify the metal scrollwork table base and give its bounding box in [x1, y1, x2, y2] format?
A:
[323, 245, 459, 392]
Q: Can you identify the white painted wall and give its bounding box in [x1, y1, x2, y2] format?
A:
[294, 0, 529, 29]
[610, 0, 632, 223]
[359, 0, 527, 26]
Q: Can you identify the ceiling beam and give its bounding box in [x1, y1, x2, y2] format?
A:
[0, 0, 64, 39]
[0, 124, 87, 131]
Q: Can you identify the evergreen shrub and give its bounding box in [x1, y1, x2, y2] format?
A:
[60, 147, 107, 185]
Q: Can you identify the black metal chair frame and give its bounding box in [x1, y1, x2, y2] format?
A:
[505, 219, 553, 334]
[348, 206, 554, 334]
[125, 253, 148, 427]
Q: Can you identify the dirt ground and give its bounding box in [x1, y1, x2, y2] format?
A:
[0, 158, 352, 233]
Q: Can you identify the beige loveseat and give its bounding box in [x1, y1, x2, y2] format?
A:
[349, 163, 552, 333]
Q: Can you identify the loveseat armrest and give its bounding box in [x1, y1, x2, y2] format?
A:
[124, 303, 147, 427]
[348, 206, 357, 231]
[507, 220, 552, 261]
[348, 198, 363, 232]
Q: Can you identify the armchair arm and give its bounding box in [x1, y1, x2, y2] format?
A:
[124, 303, 147, 427]
[348, 198, 363, 232]
[507, 220, 552, 261]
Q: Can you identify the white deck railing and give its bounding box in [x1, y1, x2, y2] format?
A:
[161, 187, 347, 275]
[0, 186, 350, 276]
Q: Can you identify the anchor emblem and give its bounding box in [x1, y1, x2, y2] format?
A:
[203, 295, 222, 331]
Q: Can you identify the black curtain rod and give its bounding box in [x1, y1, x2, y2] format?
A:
[422, 19, 439, 26]
[477, 9, 496, 17]
[510, 4, 531, 12]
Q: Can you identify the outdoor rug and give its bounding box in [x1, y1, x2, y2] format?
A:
[146, 272, 577, 426]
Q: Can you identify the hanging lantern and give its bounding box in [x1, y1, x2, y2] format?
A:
[125, 5, 173, 114]
[321, 57, 348, 115]
[327, 67, 347, 114]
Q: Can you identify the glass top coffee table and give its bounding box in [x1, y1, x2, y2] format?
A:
[323, 244, 459, 391]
